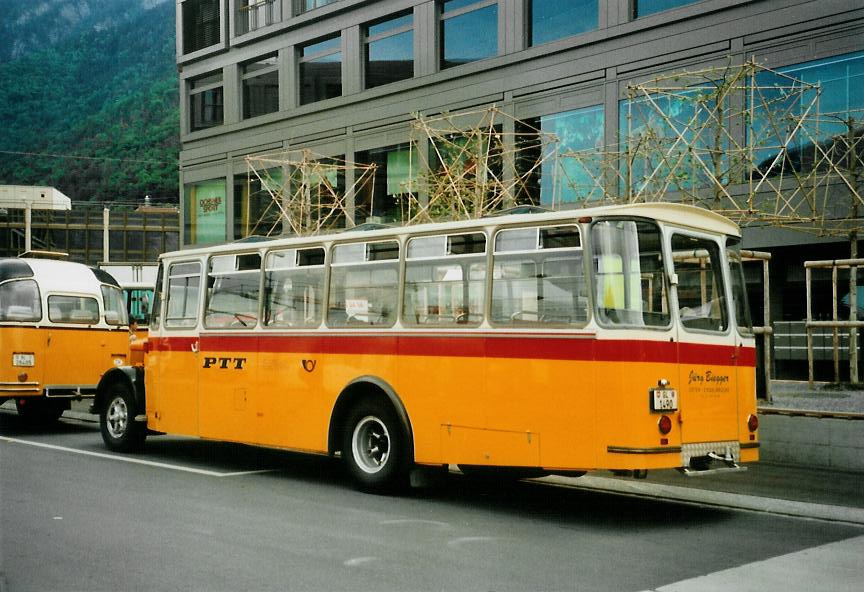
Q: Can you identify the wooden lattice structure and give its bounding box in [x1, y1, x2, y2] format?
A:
[244, 150, 377, 236]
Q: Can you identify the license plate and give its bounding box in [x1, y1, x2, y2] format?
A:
[651, 388, 678, 411]
[12, 353, 35, 367]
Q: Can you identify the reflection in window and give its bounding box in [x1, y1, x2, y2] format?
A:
[0, 279, 41, 322]
[297, 0, 339, 13]
[237, 0, 278, 35]
[429, 130, 504, 214]
[634, 0, 700, 18]
[234, 169, 283, 239]
[592, 220, 669, 327]
[48, 295, 100, 324]
[328, 241, 399, 327]
[182, 0, 220, 54]
[404, 233, 486, 327]
[440, 0, 498, 70]
[530, 0, 597, 46]
[185, 179, 227, 246]
[165, 262, 201, 328]
[492, 226, 588, 326]
[355, 144, 417, 224]
[672, 234, 728, 333]
[752, 51, 864, 178]
[300, 36, 342, 105]
[365, 13, 413, 89]
[189, 72, 224, 132]
[517, 105, 605, 205]
[205, 254, 261, 329]
[242, 55, 279, 119]
[264, 248, 326, 328]
[619, 88, 726, 193]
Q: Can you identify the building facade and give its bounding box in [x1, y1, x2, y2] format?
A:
[176, 0, 863, 378]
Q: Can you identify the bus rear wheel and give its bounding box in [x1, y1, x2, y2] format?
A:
[100, 384, 145, 453]
[342, 398, 409, 493]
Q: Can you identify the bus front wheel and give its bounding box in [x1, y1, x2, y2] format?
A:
[342, 399, 409, 493]
[100, 384, 145, 453]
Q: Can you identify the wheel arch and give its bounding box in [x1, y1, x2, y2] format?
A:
[94, 366, 145, 416]
[328, 376, 414, 462]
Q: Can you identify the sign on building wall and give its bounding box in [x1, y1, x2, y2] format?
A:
[187, 180, 227, 245]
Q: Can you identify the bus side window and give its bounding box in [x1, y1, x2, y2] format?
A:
[0, 279, 42, 322]
[403, 233, 486, 327]
[204, 254, 262, 329]
[264, 247, 326, 328]
[328, 241, 399, 327]
[491, 225, 587, 326]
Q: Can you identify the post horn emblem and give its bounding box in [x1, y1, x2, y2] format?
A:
[301, 359, 317, 373]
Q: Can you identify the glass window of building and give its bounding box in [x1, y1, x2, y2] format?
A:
[242, 55, 279, 119]
[237, 0, 279, 35]
[619, 87, 724, 194]
[355, 144, 417, 224]
[517, 105, 605, 205]
[299, 36, 342, 105]
[189, 72, 224, 132]
[283, 155, 347, 231]
[365, 13, 414, 89]
[634, 0, 700, 18]
[296, 0, 340, 14]
[530, 0, 598, 47]
[182, 0, 221, 54]
[184, 179, 227, 245]
[233, 168, 283, 239]
[440, 0, 498, 70]
[752, 50, 864, 178]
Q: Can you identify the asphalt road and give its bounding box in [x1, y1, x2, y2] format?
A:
[1, 410, 861, 592]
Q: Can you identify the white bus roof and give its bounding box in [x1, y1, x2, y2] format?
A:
[0, 258, 120, 295]
[165, 202, 740, 261]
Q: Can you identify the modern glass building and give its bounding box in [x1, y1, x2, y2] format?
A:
[176, 0, 863, 378]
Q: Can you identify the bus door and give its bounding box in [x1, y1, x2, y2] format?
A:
[198, 253, 262, 443]
[669, 232, 739, 446]
[148, 261, 202, 436]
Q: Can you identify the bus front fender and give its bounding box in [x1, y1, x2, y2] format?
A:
[93, 366, 145, 419]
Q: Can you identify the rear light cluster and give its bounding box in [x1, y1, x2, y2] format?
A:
[747, 414, 759, 432]
[657, 415, 673, 435]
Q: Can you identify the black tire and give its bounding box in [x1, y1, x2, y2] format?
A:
[342, 398, 409, 493]
[99, 384, 146, 452]
[15, 397, 68, 426]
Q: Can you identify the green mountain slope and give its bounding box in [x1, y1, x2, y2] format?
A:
[0, 0, 179, 202]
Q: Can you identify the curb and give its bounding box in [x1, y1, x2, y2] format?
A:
[537, 474, 864, 526]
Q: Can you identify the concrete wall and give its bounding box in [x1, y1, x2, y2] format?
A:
[760, 414, 864, 473]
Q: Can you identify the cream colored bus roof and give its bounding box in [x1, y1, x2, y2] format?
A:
[168, 202, 740, 260]
[20, 259, 111, 295]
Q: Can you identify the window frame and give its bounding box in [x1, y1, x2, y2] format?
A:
[164, 261, 203, 330]
[188, 71, 225, 132]
[439, 0, 499, 70]
[47, 295, 101, 325]
[327, 239, 400, 328]
[203, 253, 263, 330]
[0, 279, 42, 323]
[263, 246, 327, 329]
[670, 231, 731, 335]
[241, 54, 280, 120]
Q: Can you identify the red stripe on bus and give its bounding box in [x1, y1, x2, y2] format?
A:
[150, 334, 755, 367]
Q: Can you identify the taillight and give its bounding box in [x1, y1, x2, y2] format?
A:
[747, 414, 759, 432]
[658, 415, 672, 435]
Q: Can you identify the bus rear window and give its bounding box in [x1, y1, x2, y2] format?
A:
[48, 295, 100, 324]
[592, 220, 669, 328]
[0, 279, 42, 322]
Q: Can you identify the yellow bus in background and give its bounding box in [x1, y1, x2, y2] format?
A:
[0, 258, 131, 424]
[95, 203, 759, 491]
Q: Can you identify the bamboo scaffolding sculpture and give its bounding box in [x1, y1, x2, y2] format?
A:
[401, 107, 559, 224]
[244, 150, 377, 236]
[561, 59, 863, 236]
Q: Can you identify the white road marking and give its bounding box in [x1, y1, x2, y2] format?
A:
[638, 535, 864, 592]
[0, 436, 278, 478]
[446, 536, 498, 548]
[379, 519, 451, 529]
[343, 557, 380, 567]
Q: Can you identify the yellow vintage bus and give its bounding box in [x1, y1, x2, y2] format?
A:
[0, 258, 131, 424]
[94, 203, 759, 490]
